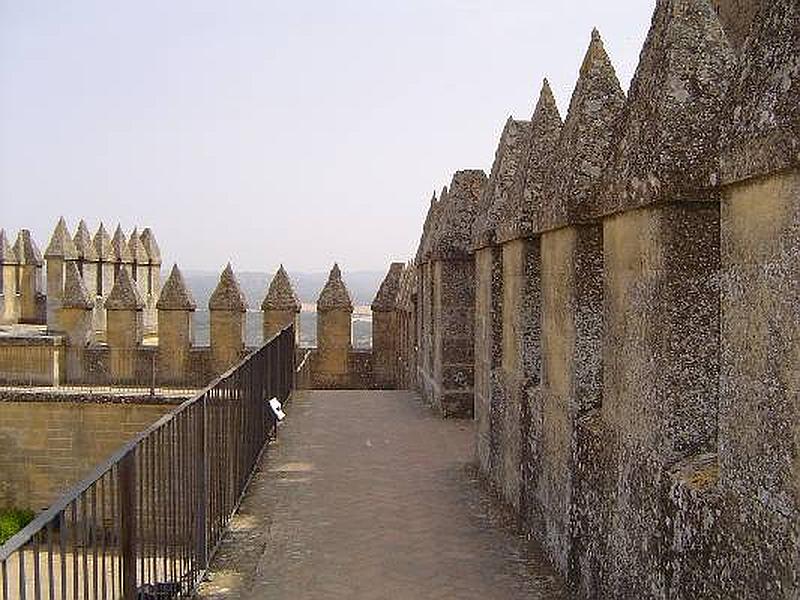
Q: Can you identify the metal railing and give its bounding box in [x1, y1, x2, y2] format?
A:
[0, 325, 295, 600]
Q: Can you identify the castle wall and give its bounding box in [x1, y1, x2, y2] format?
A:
[0, 399, 175, 510]
[371, 310, 397, 388]
[0, 265, 20, 325]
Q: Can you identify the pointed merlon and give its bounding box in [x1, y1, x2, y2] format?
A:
[13, 230, 43, 266]
[208, 263, 248, 312]
[44, 217, 78, 260]
[73, 220, 98, 262]
[261, 265, 301, 312]
[157, 264, 197, 311]
[93, 223, 114, 261]
[111, 225, 133, 263]
[431, 170, 488, 259]
[419, 185, 449, 262]
[0, 229, 18, 265]
[414, 191, 439, 264]
[128, 228, 149, 264]
[602, 0, 735, 214]
[105, 266, 145, 310]
[496, 78, 563, 242]
[317, 263, 353, 312]
[721, 0, 800, 184]
[139, 228, 162, 265]
[474, 117, 533, 249]
[544, 28, 626, 227]
[62, 261, 94, 310]
[371, 262, 405, 312]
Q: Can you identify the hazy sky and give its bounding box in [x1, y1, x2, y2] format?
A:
[0, 1, 653, 273]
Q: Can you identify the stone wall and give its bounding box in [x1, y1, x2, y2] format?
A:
[396, 1, 799, 596]
[0, 397, 177, 510]
[299, 348, 375, 390]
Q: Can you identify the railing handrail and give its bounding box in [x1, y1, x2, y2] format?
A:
[0, 323, 295, 562]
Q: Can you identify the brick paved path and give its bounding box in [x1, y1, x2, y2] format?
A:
[198, 391, 565, 600]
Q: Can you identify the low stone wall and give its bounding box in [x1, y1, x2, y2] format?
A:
[0, 394, 182, 510]
[299, 348, 376, 390]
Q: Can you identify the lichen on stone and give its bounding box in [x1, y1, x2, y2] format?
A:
[44, 217, 78, 260]
[93, 223, 114, 261]
[62, 261, 94, 310]
[261, 265, 300, 312]
[371, 262, 404, 312]
[317, 263, 353, 312]
[0, 229, 18, 265]
[157, 264, 197, 311]
[111, 225, 133, 263]
[128, 228, 149, 264]
[208, 264, 248, 312]
[73, 220, 98, 262]
[13, 230, 43, 266]
[105, 267, 145, 310]
[140, 228, 162, 265]
[431, 170, 487, 260]
[495, 79, 563, 243]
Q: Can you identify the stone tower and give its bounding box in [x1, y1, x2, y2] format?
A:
[105, 266, 144, 382]
[209, 264, 247, 375]
[111, 224, 133, 282]
[0, 229, 19, 325]
[156, 264, 196, 384]
[60, 261, 95, 347]
[140, 228, 162, 336]
[44, 217, 78, 332]
[73, 220, 99, 299]
[428, 169, 487, 417]
[13, 230, 44, 324]
[371, 262, 404, 388]
[92, 223, 115, 336]
[261, 265, 300, 342]
[315, 263, 353, 385]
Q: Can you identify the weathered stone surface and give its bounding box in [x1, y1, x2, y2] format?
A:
[105, 266, 145, 311]
[14, 230, 43, 266]
[45, 217, 78, 259]
[473, 118, 532, 249]
[415, 192, 439, 265]
[544, 30, 625, 229]
[93, 223, 114, 261]
[0, 230, 17, 265]
[208, 264, 247, 312]
[496, 80, 563, 243]
[711, 0, 763, 54]
[601, 0, 735, 215]
[139, 227, 161, 265]
[111, 224, 133, 263]
[62, 261, 93, 310]
[73, 220, 98, 262]
[127, 227, 149, 264]
[720, 0, 800, 185]
[317, 263, 353, 312]
[261, 265, 301, 312]
[157, 264, 196, 311]
[371, 262, 404, 312]
[431, 171, 487, 260]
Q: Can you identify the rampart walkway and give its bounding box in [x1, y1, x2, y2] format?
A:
[198, 390, 564, 599]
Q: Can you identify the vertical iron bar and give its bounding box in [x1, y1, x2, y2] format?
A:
[118, 450, 137, 600]
[195, 396, 208, 576]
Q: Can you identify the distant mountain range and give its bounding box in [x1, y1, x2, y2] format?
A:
[182, 269, 387, 308]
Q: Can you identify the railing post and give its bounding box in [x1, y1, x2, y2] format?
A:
[118, 450, 137, 600]
[195, 398, 208, 572]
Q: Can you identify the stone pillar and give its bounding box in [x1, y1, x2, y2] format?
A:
[715, 1, 800, 594]
[209, 264, 247, 376]
[261, 265, 300, 341]
[371, 262, 403, 388]
[429, 170, 487, 418]
[140, 228, 162, 337]
[73, 219, 98, 299]
[156, 264, 196, 385]
[0, 229, 19, 325]
[315, 264, 353, 385]
[45, 217, 79, 332]
[105, 267, 144, 383]
[13, 230, 45, 324]
[111, 224, 133, 284]
[93, 223, 115, 338]
[60, 261, 95, 347]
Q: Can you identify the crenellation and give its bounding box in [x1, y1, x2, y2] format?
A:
[209, 263, 247, 376]
[261, 265, 301, 342]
